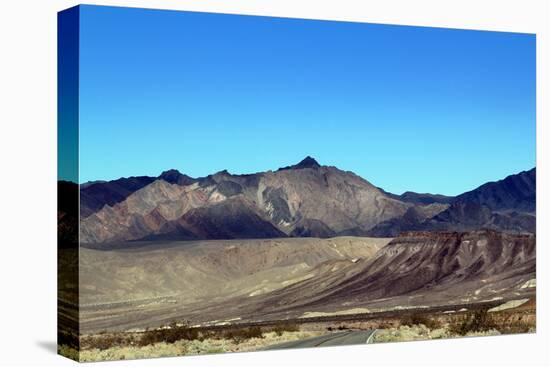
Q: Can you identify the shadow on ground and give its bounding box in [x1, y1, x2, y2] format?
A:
[36, 340, 57, 354]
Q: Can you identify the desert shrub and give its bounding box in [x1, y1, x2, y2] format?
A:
[138, 321, 199, 346]
[481, 312, 534, 335]
[223, 326, 264, 344]
[83, 333, 127, 350]
[138, 330, 161, 347]
[244, 326, 264, 339]
[377, 321, 395, 329]
[448, 310, 497, 336]
[401, 314, 442, 330]
[222, 330, 238, 343]
[270, 323, 300, 336]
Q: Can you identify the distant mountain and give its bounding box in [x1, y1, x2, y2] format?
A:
[398, 192, 454, 205]
[80, 170, 198, 218]
[380, 188, 454, 205]
[422, 201, 536, 233]
[423, 168, 536, 232]
[367, 203, 449, 237]
[453, 168, 536, 213]
[80, 176, 155, 217]
[77, 159, 536, 244]
[369, 168, 536, 236]
[80, 157, 412, 244]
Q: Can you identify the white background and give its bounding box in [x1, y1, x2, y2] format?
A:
[0, 0, 547, 366]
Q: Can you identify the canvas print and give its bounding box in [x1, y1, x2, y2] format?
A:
[58, 5, 536, 362]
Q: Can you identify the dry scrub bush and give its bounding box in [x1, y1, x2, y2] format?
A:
[448, 310, 497, 336]
[401, 314, 442, 330]
[269, 323, 300, 336]
[483, 312, 533, 334]
[223, 326, 264, 344]
[82, 333, 131, 351]
[138, 321, 199, 346]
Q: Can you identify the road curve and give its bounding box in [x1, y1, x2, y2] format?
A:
[264, 330, 376, 350]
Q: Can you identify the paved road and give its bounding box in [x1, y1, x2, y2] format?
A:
[264, 330, 376, 350]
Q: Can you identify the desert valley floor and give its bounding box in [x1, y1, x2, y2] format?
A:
[63, 230, 535, 335]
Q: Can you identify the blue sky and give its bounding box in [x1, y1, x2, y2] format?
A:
[77, 5, 535, 195]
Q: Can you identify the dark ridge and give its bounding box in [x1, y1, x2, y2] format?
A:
[159, 169, 196, 186]
[453, 167, 536, 212]
[278, 156, 321, 171]
[80, 180, 107, 189]
[377, 187, 454, 205]
[399, 191, 454, 205]
[80, 176, 156, 217]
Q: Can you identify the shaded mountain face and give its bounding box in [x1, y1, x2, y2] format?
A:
[454, 168, 536, 213]
[80, 176, 155, 217]
[422, 168, 536, 233]
[176, 196, 287, 240]
[367, 203, 449, 237]
[369, 168, 536, 236]
[78, 160, 536, 244]
[379, 188, 454, 205]
[80, 170, 197, 218]
[398, 192, 454, 205]
[421, 202, 536, 233]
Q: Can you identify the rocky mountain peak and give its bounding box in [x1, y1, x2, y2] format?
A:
[159, 168, 182, 177]
[158, 169, 195, 186]
[279, 156, 321, 171]
[214, 169, 231, 176]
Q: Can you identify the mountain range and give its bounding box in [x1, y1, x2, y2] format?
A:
[68, 157, 535, 244]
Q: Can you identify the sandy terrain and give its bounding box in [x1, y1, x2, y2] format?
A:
[75, 231, 535, 334]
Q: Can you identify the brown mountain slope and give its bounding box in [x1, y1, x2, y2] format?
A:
[80, 158, 411, 244]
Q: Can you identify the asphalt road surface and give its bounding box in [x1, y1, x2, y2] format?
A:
[264, 330, 376, 350]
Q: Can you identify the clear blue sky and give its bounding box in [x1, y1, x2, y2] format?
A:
[77, 5, 535, 196]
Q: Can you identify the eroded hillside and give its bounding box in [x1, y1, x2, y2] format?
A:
[78, 231, 535, 333]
